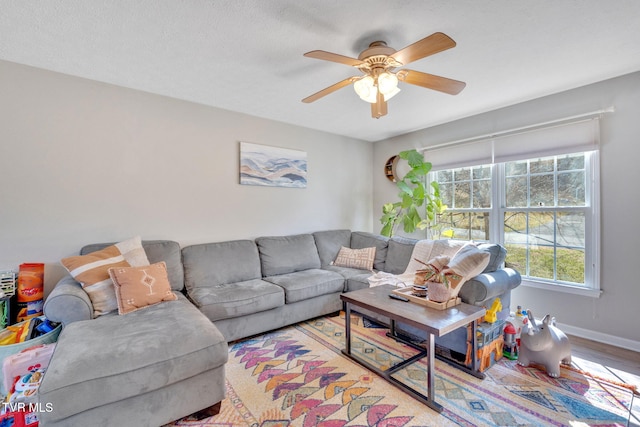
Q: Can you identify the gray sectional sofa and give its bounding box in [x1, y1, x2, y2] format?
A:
[39, 230, 520, 426]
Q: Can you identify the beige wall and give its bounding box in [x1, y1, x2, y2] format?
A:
[0, 60, 373, 295]
[373, 71, 640, 350]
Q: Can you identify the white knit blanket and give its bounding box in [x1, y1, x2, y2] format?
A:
[367, 239, 463, 288]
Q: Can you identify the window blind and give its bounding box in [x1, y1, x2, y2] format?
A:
[420, 114, 602, 171]
[492, 117, 600, 163]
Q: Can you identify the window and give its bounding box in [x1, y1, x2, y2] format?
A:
[422, 116, 602, 295]
[436, 165, 492, 241]
[431, 151, 599, 294]
[502, 152, 592, 287]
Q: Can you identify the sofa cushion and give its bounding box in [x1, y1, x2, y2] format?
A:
[108, 261, 178, 315]
[322, 265, 370, 291]
[350, 232, 389, 271]
[61, 236, 151, 317]
[313, 229, 352, 267]
[263, 269, 344, 303]
[385, 236, 418, 274]
[346, 273, 373, 292]
[139, 240, 184, 291]
[38, 295, 228, 421]
[189, 278, 285, 322]
[81, 240, 184, 291]
[183, 240, 261, 294]
[256, 234, 321, 277]
[477, 243, 507, 273]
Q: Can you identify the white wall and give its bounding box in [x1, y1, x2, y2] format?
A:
[374, 71, 640, 349]
[0, 60, 373, 295]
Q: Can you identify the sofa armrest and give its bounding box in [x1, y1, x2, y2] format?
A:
[458, 268, 521, 306]
[43, 275, 93, 325]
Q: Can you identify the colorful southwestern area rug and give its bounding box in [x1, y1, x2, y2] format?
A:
[168, 312, 635, 427]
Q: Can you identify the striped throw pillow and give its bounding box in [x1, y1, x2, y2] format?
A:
[61, 236, 150, 317]
[332, 246, 376, 271]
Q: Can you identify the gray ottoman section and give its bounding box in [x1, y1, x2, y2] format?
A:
[39, 296, 227, 425]
[183, 240, 285, 321]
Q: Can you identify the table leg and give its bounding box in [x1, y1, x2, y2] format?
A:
[471, 319, 478, 373]
[345, 303, 351, 355]
[427, 332, 435, 403]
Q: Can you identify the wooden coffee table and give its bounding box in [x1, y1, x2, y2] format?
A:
[340, 284, 486, 412]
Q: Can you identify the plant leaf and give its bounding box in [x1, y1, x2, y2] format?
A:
[396, 180, 412, 197]
[399, 149, 424, 168]
[401, 194, 413, 209]
[381, 222, 394, 237]
[413, 184, 425, 201]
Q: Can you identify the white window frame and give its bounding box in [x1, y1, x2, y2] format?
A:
[431, 151, 601, 297]
[496, 151, 601, 297]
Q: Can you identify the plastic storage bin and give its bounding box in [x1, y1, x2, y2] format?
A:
[0, 324, 61, 395]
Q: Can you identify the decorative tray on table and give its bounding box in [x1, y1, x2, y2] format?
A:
[391, 286, 461, 310]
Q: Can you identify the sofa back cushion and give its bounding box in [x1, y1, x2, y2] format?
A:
[313, 229, 352, 267]
[81, 240, 184, 291]
[350, 232, 389, 271]
[182, 240, 261, 292]
[385, 236, 418, 274]
[256, 234, 321, 277]
[477, 243, 507, 272]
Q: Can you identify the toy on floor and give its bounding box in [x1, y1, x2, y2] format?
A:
[503, 323, 518, 359]
[2, 343, 56, 395]
[477, 335, 504, 371]
[484, 298, 501, 323]
[517, 311, 572, 377]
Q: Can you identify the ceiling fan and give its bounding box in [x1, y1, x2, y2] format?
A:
[301, 32, 466, 119]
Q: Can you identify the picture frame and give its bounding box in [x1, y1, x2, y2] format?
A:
[239, 142, 307, 188]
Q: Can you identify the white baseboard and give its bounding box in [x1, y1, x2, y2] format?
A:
[557, 322, 640, 353]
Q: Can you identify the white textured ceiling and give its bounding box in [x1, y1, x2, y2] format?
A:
[2, 0, 640, 142]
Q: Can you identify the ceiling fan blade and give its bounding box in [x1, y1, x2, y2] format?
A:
[398, 69, 466, 95]
[304, 50, 365, 67]
[371, 91, 388, 119]
[390, 32, 456, 66]
[302, 77, 359, 103]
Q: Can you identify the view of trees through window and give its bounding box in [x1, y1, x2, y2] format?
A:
[433, 152, 589, 287]
[436, 164, 492, 241]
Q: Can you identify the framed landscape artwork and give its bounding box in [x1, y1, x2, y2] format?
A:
[239, 142, 307, 188]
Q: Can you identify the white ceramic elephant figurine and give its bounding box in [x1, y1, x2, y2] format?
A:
[517, 312, 572, 377]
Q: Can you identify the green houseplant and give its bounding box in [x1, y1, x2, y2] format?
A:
[380, 149, 446, 237]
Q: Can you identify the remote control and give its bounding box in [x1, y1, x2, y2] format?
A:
[388, 293, 409, 302]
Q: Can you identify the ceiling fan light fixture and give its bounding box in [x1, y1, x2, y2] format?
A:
[303, 32, 465, 118]
[353, 76, 377, 103]
[377, 72, 399, 95]
[383, 85, 400, 101]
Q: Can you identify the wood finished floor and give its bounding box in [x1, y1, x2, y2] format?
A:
[567, 334, 640, 426]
